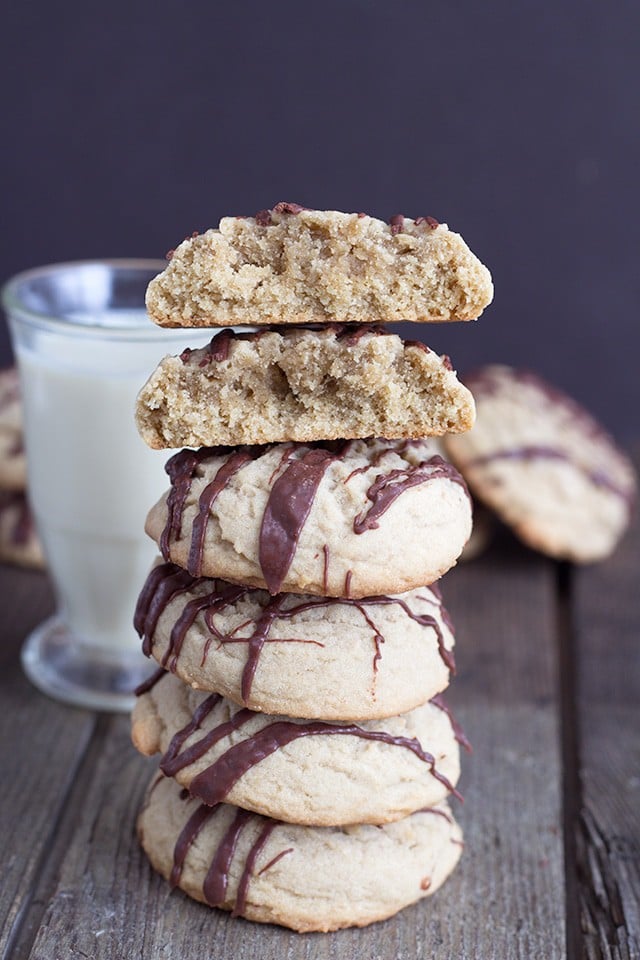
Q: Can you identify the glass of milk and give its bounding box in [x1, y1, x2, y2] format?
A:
[3, 260, 211, 712]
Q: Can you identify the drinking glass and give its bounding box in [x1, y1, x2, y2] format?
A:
[3, 260, 210, 711]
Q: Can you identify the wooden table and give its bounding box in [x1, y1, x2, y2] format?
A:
[1, 458, 638, 960]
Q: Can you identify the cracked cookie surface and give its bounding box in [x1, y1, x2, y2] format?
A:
[136, 325, 475, 449]
[146, 205, 493, 327]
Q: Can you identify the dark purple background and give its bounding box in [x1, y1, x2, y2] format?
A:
[1, 0, 638, 438]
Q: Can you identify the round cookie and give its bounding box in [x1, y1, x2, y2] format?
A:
[135, 561, 456, 721]
[132, 672, 464, 826]
[138, 774, 463, 932]
[145, 438, 472, 597]
[0, 367, 27, 492]
[444, 366, 636, 562]
[146, 204, 493, 327]
[0, 491, 45, 569]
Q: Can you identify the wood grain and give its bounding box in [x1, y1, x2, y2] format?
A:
[0, 568, 96, 959]
[12, 535, 566, 960]
[571, 448, 640, 959]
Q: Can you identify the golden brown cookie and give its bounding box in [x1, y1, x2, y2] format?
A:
[136, 325, 475, 449]
[138, 774, 463, 932]
[146, 205, 493, 327]
[444, 365, 636, 562]
[132, 672, 465, 826]
[145, 438, 472, 597]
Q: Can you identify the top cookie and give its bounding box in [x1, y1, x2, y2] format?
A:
[444, 365, 637, 562]
[146, 205, 493, 327]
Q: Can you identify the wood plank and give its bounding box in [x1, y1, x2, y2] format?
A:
[0, 566, 96, 959]
[571, 448, 640, 959]
[21, 534, 566, 960]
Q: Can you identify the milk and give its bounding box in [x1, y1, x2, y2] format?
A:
[16, 311, 208, 654]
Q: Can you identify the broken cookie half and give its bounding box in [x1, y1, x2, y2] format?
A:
[136, 325, 475, 448]
[146, 204, 493, 327]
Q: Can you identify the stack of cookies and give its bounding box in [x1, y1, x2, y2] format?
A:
[131, 205, 493, 932]
[0, 367, 43, 569]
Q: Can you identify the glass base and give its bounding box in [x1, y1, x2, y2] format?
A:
[21, 615, 154, 712]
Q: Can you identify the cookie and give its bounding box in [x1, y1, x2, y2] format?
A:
[135, 561, 456, 721]
[138, 774, 463, 932]
[132, 672, 465, 826]
[146, 205, 493, 327]
[0, 367, 27, 491]
[444, 365, 637, 562]
[0, 491, 45, 569]
[145, 438, 472, 598]
[136, 325, 475, 449]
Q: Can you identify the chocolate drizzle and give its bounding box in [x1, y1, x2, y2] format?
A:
[134, 666, 166, 697]
[169, 799, 290, 914]
[161, 706, 461, 807]
[354, 455, 469, 534]
[136, 564, 456, 700]
[467, 445, 634, 505]
[159, 449, 207, 560]
[203, 807, 253, 905]
[156, 442, 468, 600]
[259, 448, 335, 594]
[431, 694, 472, 753]
[231, 818, 278, 916]
[170, 802, 216, 887]
[188, 451, 252, 576]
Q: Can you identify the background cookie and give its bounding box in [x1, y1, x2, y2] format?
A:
[145, 438, 472, 597]
[0, 491, 44, 569]
[136, 325, 475, 448]
[132, 673, 463, 826]
[146, 205, 493, 327]
[135, 562, 456, 721]
[0, 367, 27, 491]
[138, 774, 463, 932]
[444, 365, 636, 562]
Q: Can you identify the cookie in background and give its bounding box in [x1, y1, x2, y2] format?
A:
[444, 365, 636, 563]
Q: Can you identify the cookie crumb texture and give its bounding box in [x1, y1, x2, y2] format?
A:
[146, 208, 493, 327]
[138, 774, 463, 932]
[136, 326, 475, 448]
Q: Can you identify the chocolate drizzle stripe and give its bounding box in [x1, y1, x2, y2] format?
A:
[137, 564, 456, 700]
[160, 450, 205, 559]
[467, 445, 634, 505]
[161, 703, 255, 779]
[256, 845, 294, 877]
[170, 802, 217, 888]
[134, 564, 199, 657]
[134, 666, 166, 697]
[161, 693, 222, 774]
[354, 455, 469, 534]
[259, 448, 335, 594]
[187, 451, 252, 577]
[185, 717, 461, 806]
[203, 807, 253, 906]
[231, 819, 278, 917]
[431, 694, 472, 753]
